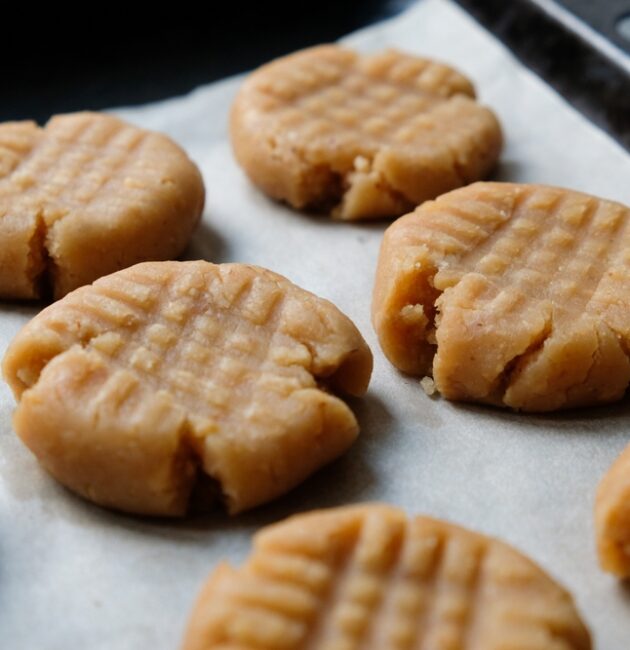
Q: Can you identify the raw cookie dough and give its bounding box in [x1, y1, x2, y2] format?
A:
[182, 504, 591, 650]
[2, 261, 372, 516]
[0, 112, 204, 299]
[231, 45, 502, 220]
[372, 182, 630, 412]
[596, 442, 630, 577]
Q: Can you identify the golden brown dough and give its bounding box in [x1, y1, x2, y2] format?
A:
[182, 504, 591, 650]
[0, 112, 204, 299]
[372, 182, 630, 411]
[2, 261, 372, 516]
[231, 45, 502, 220]
[596, 442, 630, 577]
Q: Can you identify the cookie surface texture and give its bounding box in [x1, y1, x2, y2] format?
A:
[182, 504, 591, 650]
[596, 442, 630, 577]
[372, 182, 630, 411]
[2, 261, 372, 516]
[231, 45, 502, 220]
[0, 112, 204, 299]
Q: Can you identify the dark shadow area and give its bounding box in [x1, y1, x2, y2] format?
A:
[448, 392, 630, 434]
[297, 208, 398, 230]
[181, 220, 230, 264]
[0, 300, 44, 320]
[617, 578, 630, 605]
[491, 159, 526, 183]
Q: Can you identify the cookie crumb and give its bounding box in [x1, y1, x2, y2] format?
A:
[420, 376, 436, 396]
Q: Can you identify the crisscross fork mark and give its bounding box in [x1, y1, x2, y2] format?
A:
[70, 267, 313, 435]
[1, 116, 149, 230]
[267, 53, 472, 151]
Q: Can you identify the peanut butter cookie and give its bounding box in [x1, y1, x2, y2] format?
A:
[373, 182, 630, 411]
[231, 46, 502, 220]
[596, 442, 630, 577]
[182, 504, 591, 649]
[0, 112, 204, 299]
[3, 261, 372, 515]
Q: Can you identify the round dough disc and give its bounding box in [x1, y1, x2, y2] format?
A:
[231, 46, 502, 221]
[0, 112, 205, 299]
[183, 504, 591, 649]
[373, 182, 630, 412]
[3, 261, 373, 516]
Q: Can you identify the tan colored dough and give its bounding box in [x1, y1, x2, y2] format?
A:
[231, 45, 502, 220]
[2, 261, 372, 516]
[372, 182, 630, 412]
[596, 442, 630, 577]
[0, 112, 204, 299]
[182, 503, 591, 650]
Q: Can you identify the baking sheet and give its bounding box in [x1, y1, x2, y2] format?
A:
[2, 0, 630, 647]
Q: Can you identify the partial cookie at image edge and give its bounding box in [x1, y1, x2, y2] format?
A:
[0, 111, 205, 300]
[596, 442, 630, 578]
[182, 503, 591, 650]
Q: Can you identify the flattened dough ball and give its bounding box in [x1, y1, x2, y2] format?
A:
[231, 45, 502, 220]
[373, 182, 630, 412]
[2, 261, 372, 516]
[596, 442, 630, 577]
[0, 112, 204, 299]
[182, 504, 591, 650]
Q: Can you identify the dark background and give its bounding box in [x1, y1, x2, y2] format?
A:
[3, 1, 410, 124]
[4, 0, 630, 148]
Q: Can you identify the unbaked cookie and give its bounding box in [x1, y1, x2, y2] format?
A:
[596, 442, 630, 577]
[372, 182, 630, 412]
[182, 504, 591, 650]
[0, 112, 204, 299]
[2, 261, 372, 516]
[231, 45, 502, 220]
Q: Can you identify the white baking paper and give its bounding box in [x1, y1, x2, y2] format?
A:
[2, 1, 630, 647]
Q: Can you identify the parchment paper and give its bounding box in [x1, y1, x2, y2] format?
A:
[2, 1, 630, 647]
